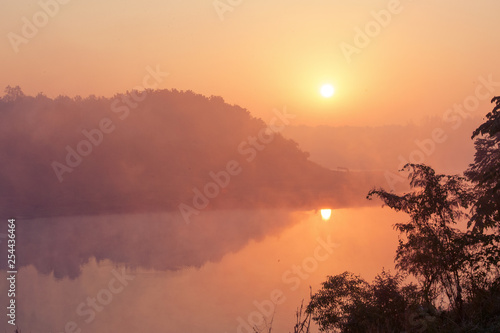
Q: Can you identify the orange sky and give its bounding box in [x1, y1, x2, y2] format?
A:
[2, 0, 500, 126]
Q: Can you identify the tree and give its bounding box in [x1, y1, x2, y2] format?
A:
[371, 270, 420, 330]
[291, 299, 312, 333]
[465, 96, 500, 232]
[307, 270, 420, 332]
[367, 164, 476, 321]
[2, 85, 25, 102]
[307, 272, 371, 332]
[462, 96, 500, 323]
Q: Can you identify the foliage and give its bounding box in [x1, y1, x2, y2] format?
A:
[2, 85, 25, 102]
[307, 270, 422, 332]
[367, 164, 476, 315]
[465, 96, 500, 232]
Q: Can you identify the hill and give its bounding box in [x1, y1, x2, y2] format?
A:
[0, 88, 384, 219]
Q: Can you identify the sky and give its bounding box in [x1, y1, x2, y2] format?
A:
[2, 0, 500, 126]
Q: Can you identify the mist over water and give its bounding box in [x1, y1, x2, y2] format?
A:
[4, 210, 300, 279]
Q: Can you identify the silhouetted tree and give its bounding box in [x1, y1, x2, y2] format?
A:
[307, 271, 372, 332]
[2, 85, 25, 102]
[465, 96, 500, 232]
[368, 164, 475, 321]
[307, 270, 420, 332]
[291, 299, 312, 333]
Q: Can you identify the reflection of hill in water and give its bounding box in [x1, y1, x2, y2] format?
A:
[9, 210, 300, 279]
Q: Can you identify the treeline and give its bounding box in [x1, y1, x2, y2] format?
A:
[305, 97, 500, 332]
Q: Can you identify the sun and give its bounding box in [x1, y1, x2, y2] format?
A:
[320, 84, 335, 98]
[320, 209, 332, 221]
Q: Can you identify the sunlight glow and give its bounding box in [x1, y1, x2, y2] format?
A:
[320, 84, 335, 98]
[320, 209, 332, 221]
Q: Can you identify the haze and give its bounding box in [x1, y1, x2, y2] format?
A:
[1, 1, 499, 333]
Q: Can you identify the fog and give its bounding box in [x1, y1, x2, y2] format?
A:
[2, 210, 298, 279]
